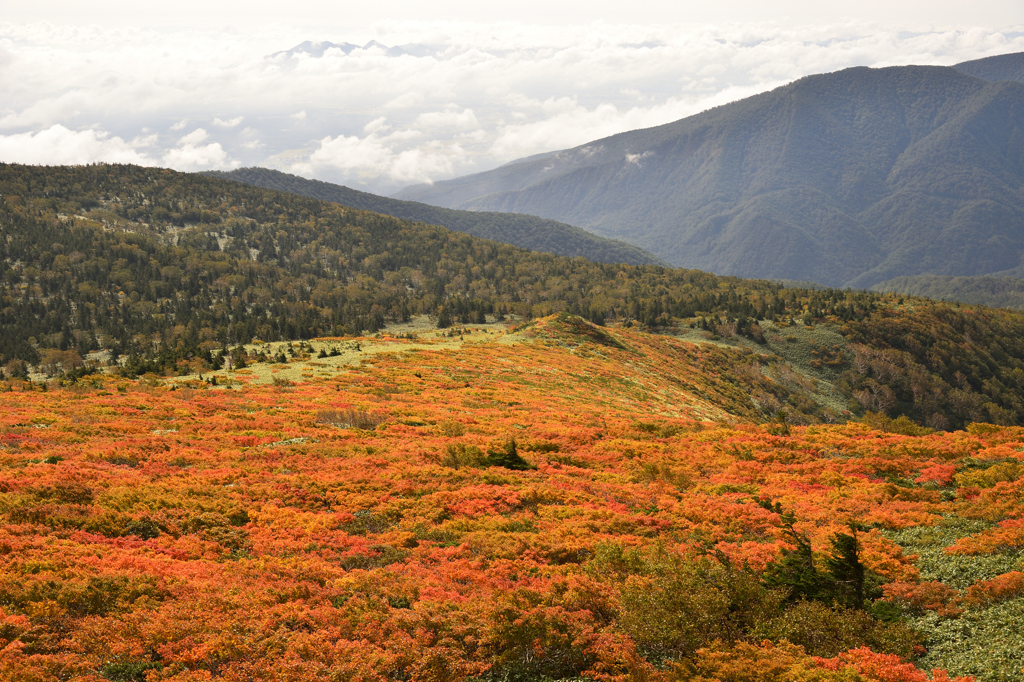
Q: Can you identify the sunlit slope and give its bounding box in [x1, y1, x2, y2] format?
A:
[1, 317, 1022, 680]
[397, 65, 1024, 289]
[10, 163, 1024, 431]
[170, 313, 847, 425]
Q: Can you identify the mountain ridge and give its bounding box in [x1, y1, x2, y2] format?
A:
[395, 58, 1024, 289]
[953, 50, 1024, 83]
[10, 163, 1024, 431]
[204, 167, 666, 266]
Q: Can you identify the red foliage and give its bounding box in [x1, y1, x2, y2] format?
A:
[945, 517, 1024, 555]
[882, 582, 962, 617]
[960, 571, 1024, 607]
[816, 648, 973, 682]
[0, 319, 1011, 679]
[915, 464, 956, 486]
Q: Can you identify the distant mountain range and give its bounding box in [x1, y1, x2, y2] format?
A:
[396, 52, 1024, 290]
[953, 51, 1024, 84]
[269, 40, 439, 60]
[871, 274, 1024, 310]
[205, 168, 666, 266]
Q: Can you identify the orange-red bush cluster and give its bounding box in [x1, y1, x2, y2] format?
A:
[1, 319, 1012, 681]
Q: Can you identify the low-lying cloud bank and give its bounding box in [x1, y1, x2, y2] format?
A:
[0, 21, 1021, 193]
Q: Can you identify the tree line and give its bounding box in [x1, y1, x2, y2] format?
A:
[5, 163, 1024, 429]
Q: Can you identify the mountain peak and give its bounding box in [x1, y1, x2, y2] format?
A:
[269, 40, 438, 60]
[396, 61, 1024, 289]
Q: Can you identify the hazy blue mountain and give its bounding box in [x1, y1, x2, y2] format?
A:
[269, 41, 438, 60]
[205, 168, 666, 266]
[954, 51, 1024, 84]
[396, 62, 1024, 288]
[872, 274, 1024, 310]
[269, 41, 362, 58]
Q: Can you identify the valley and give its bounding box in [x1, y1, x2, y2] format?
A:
[205, 168, 665, 267]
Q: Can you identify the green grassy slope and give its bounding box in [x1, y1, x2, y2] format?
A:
[206, 168, 665, 266]
[396, 65, 1024, 289]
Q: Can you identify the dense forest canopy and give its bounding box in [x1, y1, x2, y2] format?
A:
[5, 163, 1024, 430]
[953, 50, 1024, 84]
[873, 274, 1024, 311]
[205, 167, 666, 266]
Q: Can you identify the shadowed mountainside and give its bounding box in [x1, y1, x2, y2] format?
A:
[873, 274, 1024, 310]
[954, 50, 1024, 84]
[396, 61, 1024, 289]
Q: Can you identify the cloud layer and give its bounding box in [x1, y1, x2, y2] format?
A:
[0, 21, 1022, 193]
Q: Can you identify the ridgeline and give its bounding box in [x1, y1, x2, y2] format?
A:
[206, 167, 665, 267]
[5, 163, 1024, 430]
[397, 59, 1024, 290]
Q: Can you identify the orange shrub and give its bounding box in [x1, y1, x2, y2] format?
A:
[945, 518, 1024, 555]
[959, 571, 1024, 607]
[881, 582, 961, 617]
[815, 648, 974, 682]
[0, 322, 1014, 680]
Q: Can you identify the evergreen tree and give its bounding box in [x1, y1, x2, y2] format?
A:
[825, 530, 866, 609]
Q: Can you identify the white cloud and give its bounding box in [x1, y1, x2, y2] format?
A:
[178, 128, 209, 145]
[131, 133, 159, 148]
[163, 140, 237, 171]
[4, 1, 1022, 30]
[240, 126, 264, 149]
[363, 116, 390, 134]
[414, 107, 480, 130]
[163, 128, 237, 170]
[0, 125, 152, 165]
[384, 91, 425, 110]
[625, 151, 653, 166]
[309, 133, 393, 174]
[0, 20, 1022, 192]
[390, 144, 466, 184]
[307, 130, 465, 184]
[488, 81, 793, 160]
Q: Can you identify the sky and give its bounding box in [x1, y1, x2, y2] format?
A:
[1, 2, 1022, 195]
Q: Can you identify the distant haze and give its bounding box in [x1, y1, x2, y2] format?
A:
[1, 11, 1022, 193]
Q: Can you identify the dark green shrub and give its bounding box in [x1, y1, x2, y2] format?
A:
[101, 660, 163, 682]
[485, 439, 534, 470]
[751, 599, 920, 658]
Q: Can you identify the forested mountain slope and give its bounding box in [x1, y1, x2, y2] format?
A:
[206, 167, 664, 266]
[873, 274, 1024, 310]
[396, 64, 1024, 289]
[7, 163, 1024, 430]
[954, 50, 1024, 84]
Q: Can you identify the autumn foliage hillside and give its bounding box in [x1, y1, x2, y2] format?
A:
[0, 316, 1021, 681]
[9, 163, 1024, 431]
